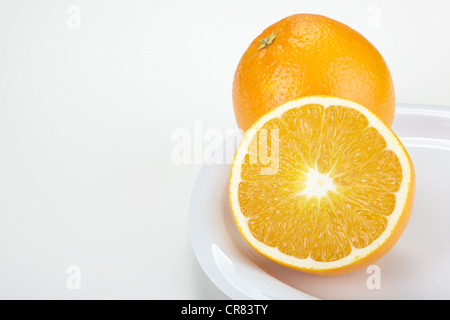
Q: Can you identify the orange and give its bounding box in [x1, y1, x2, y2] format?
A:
[229, 96, 415, 275]
[232, 14, 395, 131]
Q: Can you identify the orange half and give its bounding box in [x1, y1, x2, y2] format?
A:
[229, 96, 415, 275]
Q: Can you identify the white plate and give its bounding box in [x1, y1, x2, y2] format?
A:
[189, 104, 450, 300]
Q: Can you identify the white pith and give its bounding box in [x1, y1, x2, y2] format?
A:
[298, 168, 336, 198]
[229, 96, 413, 271]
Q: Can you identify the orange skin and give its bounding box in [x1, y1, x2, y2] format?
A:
[233, 14, 395, 131]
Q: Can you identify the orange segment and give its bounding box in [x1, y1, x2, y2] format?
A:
[229, 96, 415, 275]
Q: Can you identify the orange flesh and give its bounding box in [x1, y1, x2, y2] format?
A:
[237, 104, 402, 262]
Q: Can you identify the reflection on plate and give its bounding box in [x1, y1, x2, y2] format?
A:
[189, 104, 450, 300]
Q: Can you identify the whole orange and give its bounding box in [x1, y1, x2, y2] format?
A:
[232, 14, 395, 131]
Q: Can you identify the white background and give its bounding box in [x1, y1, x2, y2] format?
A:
[0, 0, 449, 299]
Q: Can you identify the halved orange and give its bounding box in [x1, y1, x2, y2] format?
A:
[229, 96, 415, 275]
